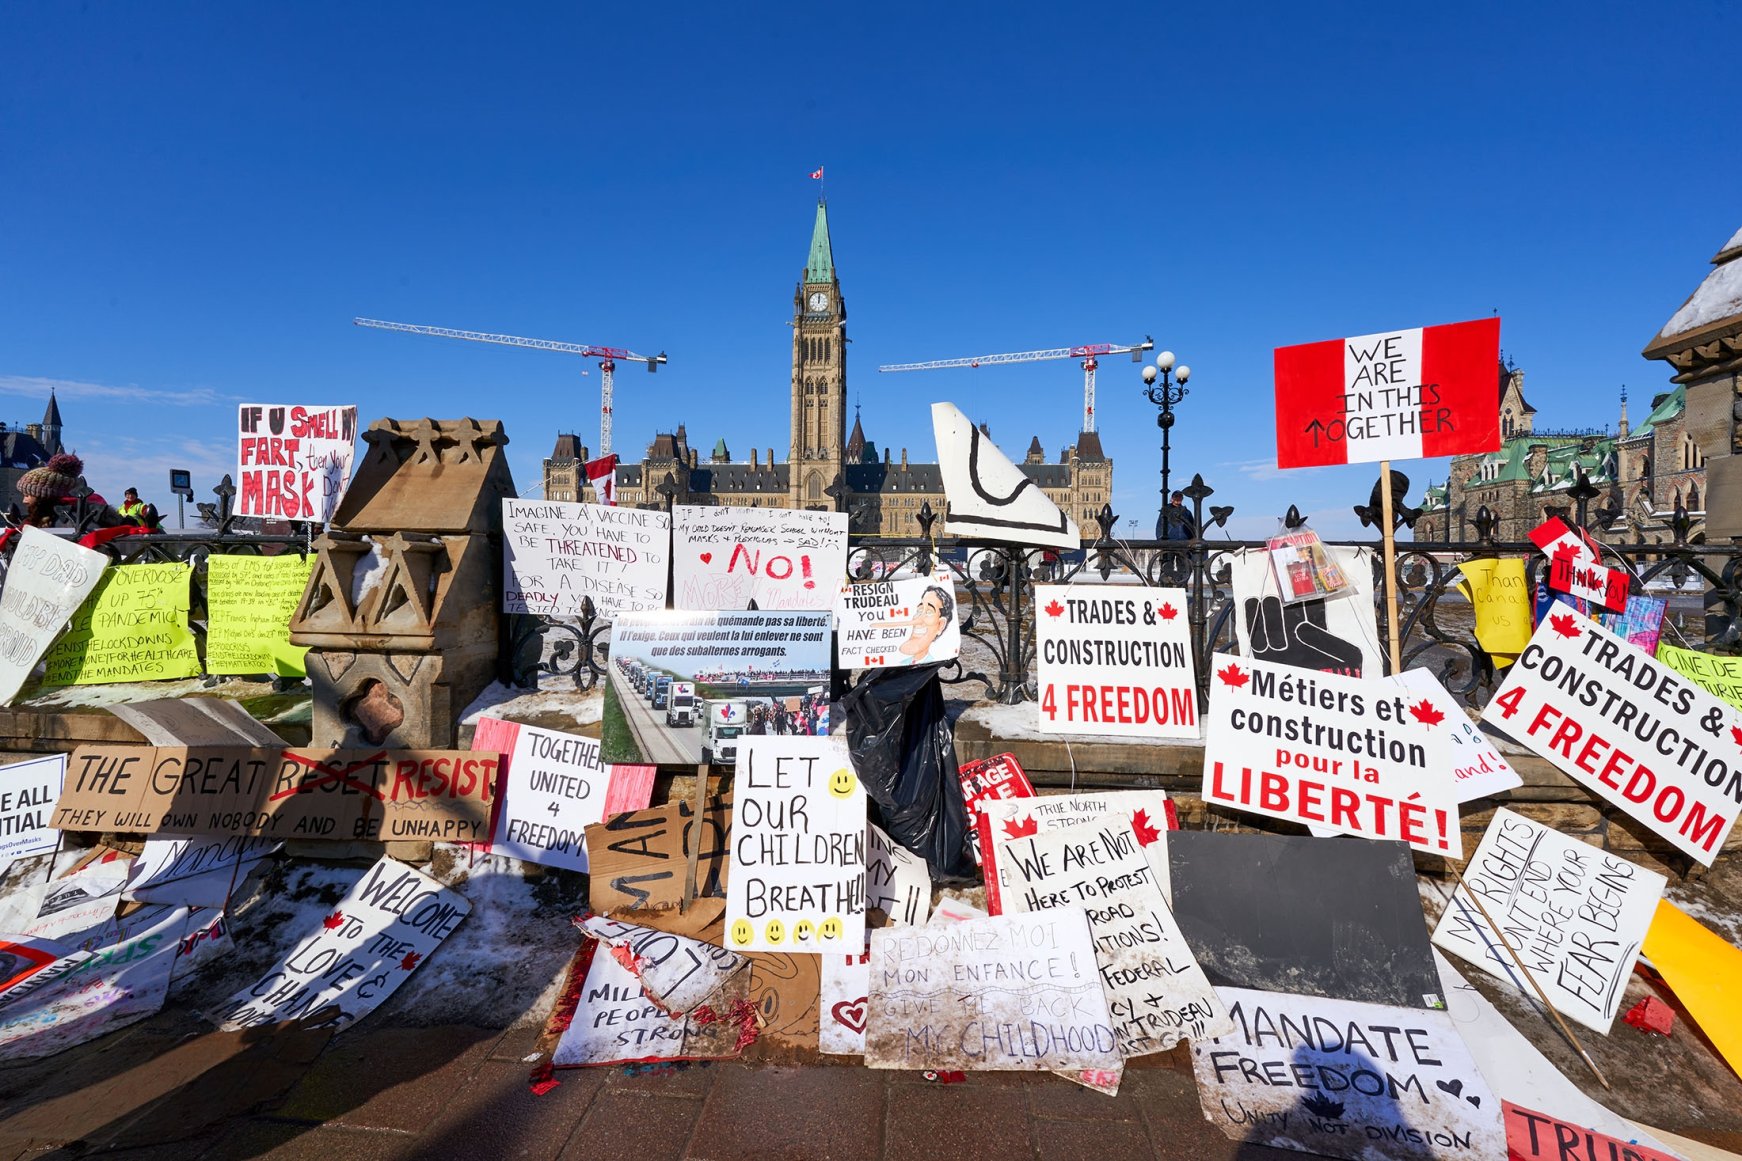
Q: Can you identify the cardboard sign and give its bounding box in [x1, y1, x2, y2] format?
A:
[1642, 901, 1742, 1082]
[1529, 518, 1628, 613]
[0, 527, 109, 704]
[1432, 809, 1663, 1033]
[576, 915, 749, 1015]
[0, 754, 66, 869]
[1656, 644, 1742, 713]
[980, 790, 1173, 914]
[1192, 987, 1504, 1159]
[956, 752, 1035, 866]
[866, 908, 1118, 1072]
[1202, 654, 1460, 856]
[584, 796, 731, 914]
[1502, 1103, 1677, 1161]
[214, 856, 468, 1031]
[867, 822, 930, 926]
[124, 834, 279, 909]
[672, 505, 846, 612]
[820, 945, 871, 1055]
[835, 570, 960, 669]
[1457, 559, 1531, 663]
[51, 745, 497, 843]
[205, 554, 316, 677]
[1486, 607, 1742, 865]
[479, 717, 655, 873]
[552, 941, 746, 1067]
[725, 735, 866, 954]
[744, 951, 822, 1049]
[236, 403, 357, 523]
[1392, 669, 1521, 803]
[42, 562, 201, 686]
[1231, 545, 1381, 680]
[501, 498, 669, 617]
[1273, 316, 1501, 467]
[1034, 585, 1198, 738]
[932, 402, 1081, 549]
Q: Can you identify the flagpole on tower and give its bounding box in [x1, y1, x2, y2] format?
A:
[810, 164, 826, 199]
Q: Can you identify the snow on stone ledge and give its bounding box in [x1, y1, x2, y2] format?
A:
[460, 679, 602, 729]
[1656, 247, 1742, 341]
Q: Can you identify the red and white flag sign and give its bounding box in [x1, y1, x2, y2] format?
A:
[1274, 317, 1501, 468]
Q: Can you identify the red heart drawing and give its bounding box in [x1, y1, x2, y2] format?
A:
[831, 997, 867, 1033]
[699, 552, 713, 564]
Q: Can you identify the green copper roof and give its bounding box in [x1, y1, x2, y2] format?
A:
[805, 199, 834, 283]
[1630, 385, 1685, 440]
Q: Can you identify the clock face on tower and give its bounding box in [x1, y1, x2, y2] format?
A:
[808, 291, 828, 312]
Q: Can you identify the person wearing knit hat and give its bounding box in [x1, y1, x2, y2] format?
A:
[14, 453, 125, 530]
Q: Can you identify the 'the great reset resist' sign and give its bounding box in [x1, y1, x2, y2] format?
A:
[236, 403, 358, 523]
[1273, 318, 1500, 468]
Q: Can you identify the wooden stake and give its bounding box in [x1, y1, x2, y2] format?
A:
[1450, 867, 1611, 1090]
[1379, 462, 1403, 674]
[681, 762, 707, 914]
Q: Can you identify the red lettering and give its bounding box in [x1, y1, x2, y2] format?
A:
[1330, 787, 1359, 829]
[1546, 717, 1583, 758]
[1681, 801, 1729, 853]
[1258, 771, 1288, 812]
[1297, 780, 1324, 823]
[1171, 687, 1196, 726]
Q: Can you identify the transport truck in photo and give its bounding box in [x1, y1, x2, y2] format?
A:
[701, 699, 748, 766]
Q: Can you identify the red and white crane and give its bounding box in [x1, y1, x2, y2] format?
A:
[878, 336, 1153, 433]
[352, 317, 667, 457]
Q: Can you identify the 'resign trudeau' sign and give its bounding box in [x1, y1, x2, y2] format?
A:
[236, 403, 357, 523]
[1274, 317, 1501, 468]
[1034, 585, 1198, 739]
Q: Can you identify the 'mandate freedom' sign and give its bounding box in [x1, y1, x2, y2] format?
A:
[1273, 317, 1501, 468]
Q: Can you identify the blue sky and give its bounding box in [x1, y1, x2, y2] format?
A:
[3, 2, 1736, 536]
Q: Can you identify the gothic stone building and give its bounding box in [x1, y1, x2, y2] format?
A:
[1415, 364, 1707, 545]
[542, 201, 1112, 537]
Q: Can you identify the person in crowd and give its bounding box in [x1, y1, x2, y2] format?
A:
[15, 453, 126, 530]
[118, 487, 163, 530]
[898, 584, 956, 663]
[1157, 491, 1197, 540]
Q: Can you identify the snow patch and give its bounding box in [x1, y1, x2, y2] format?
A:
[1658, 254, 1742, 339]
[460, 680, 602, 728]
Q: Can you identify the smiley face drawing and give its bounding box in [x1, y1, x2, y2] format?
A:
[827, 767, 857, 799]
[729, 918, 754, 947]
[764, 918, 786, 945]
[819, 916, 843, 941]
[794, 919, 816, 943]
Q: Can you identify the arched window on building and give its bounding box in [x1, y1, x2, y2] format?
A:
[808, 475, 822, 500]
[1689, 483, 1701, 511]
[1502, 410, 1513, 438]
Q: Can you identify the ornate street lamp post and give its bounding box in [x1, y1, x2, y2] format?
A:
[1141, 351, 1191, 536]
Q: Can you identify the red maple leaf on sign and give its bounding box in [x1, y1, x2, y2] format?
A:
[1158, 602, 1178, 621]
[1003, 816, 1038, 839]
[1217, 663, 1249, 688]
[1408, 699, 1445, 727]
[1043, 599, 1065, 618]
[322, 912, 344, 930]
[1549, 613, 1581, 639]
[1131, 809, 1161, 847]
[1731, 725, 1742, 751]
[399, 952, 422, 971]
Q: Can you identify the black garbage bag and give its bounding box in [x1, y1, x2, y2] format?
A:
[838, 662, 977, 882]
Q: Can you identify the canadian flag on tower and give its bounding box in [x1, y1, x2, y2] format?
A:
[809, 166, 825, 180]
[585, 454, 618, 506]
[1273, 317, 1501, 469]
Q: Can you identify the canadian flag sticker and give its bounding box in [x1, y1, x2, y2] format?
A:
[1273, 317, 1501, 469]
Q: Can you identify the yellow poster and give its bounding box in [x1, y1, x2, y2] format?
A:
[1656, 644, 1742, 714]
[1457, 558, 1530, 665]
[42, 562, 202, 686]
[205, 554, 315, 677]
[1643, 900, 1742, 1082]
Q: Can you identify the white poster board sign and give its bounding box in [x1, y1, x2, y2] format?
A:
[1231, 545, 1381, 680]
[0, 754, 66, 869]
[672, 506, 847, 612]
[124, 834, 278, 908]
[501, 498, 669, 617]
[236, 403, 357, 523]
[725, 735, 866, 954]
[552, 942, 743, 1066]
[213, 856, 468, 1031]
[1201, 653, 1461, 857]
[1486, 606, 1742, 865]
[931, 402, 1080, 549]
[835, 570, 961, 669]
[867, 822, 930, 926]
[1393, 669, 1521, 802]
[0, 527, 109, 705]
[1034, 585, 1199, 738]
[488, 718, 615, 873]
[820, 945, 871, 1056]
[980, 789, 1172, 912]
[1431, 808, 1664, 1034]
[577, 915, 749, 1015]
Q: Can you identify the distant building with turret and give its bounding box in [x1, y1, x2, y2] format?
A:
[0, 392, 66, 505]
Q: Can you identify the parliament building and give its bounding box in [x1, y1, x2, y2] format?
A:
[541, 201, 1112, 538]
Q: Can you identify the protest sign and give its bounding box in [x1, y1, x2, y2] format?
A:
[552, 941, 747, 1067]
[52, 745, 497, 843]
[585, 796, 731, 914]
[24, 850, 133, 942]
[1231, 545, 1380, 679]
[0, 755, 65, 869]
[236, 403, 357, 523]
[865, 908, 1118, 1072]
[215, 856, 468, 1031]
[502, 498, 669, 617]
[744, 951, 823, 1049]
[1034, 585, 1198, 738]
[0, 935, 64, 992]
[835, 570, 960, 669]
[1529, 518, 1628, 613]
[1191, 987, 1504, 1160]
[1486, 606, 1742, 865]
[0, 527, 109, 704]
[867, 822, 930, 926]
[1457, 559, 1531, 664]
[1600, 595, 1667, 656]
[205, 554, 315, 677]
[1656, 643, 1742, 713]
[1432, 808, 1664, 1033]
[1391, 669, 1520, 802]
[1273, 316, 1501, 467]
[603, 610, 831, 766]
[123, 833, 278, 909]
[980, 790, 1173, 913]
[42, 562, 201, 686]
[1502, 1103, 1677, 1161]
[1201, 654, 1459, 856]
[478, 716, 656, 873]
[725, 735, 866, 954]
[672, 505, 846, 612]
[577, 915, 748, 1014]
[820, 944, 870, 1055]
[932, 402, 1081, 549]
[956, 752, 1035, 866]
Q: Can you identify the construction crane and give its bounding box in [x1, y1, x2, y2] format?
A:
[352, 317, 667, 457]
[878, 336, 1153, 434]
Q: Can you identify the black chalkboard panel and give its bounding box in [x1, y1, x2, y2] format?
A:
[1168, 830, 1442, 1010]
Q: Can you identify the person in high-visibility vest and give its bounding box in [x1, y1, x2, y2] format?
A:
[118, 487, 163, 530]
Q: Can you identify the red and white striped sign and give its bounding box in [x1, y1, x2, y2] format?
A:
[1273, 317, 1501, 468]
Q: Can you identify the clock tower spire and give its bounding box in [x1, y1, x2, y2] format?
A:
[790, 198, 847, 509]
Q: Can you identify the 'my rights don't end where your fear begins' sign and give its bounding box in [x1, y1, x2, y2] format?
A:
[236, 404, 357, 523]
[1034, 586, 1198, 739]
[1273, 317, 1501, 468]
